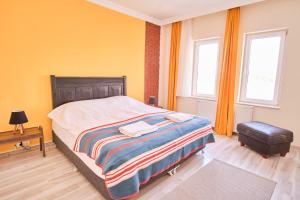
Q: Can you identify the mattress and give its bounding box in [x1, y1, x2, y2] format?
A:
[52, 121, 105, 179]
[49, 96, 166, 180]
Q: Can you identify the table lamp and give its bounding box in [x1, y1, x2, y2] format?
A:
[9, 110, 28, 134]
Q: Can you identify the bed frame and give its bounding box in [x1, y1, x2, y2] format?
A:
[50, 75, 204, 199]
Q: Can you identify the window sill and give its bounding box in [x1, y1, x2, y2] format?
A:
[177, 95, 216, 102]
[237, 101, 280, 109]
[177, 96, 281, 109]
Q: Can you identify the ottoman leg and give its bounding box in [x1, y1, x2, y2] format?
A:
[280, 152, 287, 157]
[240, 142, 245, 146]
[262, 154, 269, 159]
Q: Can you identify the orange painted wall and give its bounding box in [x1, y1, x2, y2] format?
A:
[0, 0, 145, 152]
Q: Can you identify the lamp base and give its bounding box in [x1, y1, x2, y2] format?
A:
[14, 124, 25, 134]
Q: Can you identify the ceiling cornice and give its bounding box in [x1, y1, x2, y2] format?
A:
[160, 0, 265, 25]
[88, 0, 265, 26]
[88, 0, 163, 25]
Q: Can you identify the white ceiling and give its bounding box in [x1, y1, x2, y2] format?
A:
[88, 0, 265, 25]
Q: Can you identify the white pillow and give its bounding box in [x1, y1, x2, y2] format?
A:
[48, 96, 163, 133]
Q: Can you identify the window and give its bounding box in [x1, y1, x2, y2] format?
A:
[239, 30, 286, 106]
[192, 39, 220, 99]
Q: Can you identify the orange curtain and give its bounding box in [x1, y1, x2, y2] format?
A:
[167, 22, 182, 111]
[215, 7, 240, 136]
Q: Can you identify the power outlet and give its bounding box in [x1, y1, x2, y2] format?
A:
[22, 141, 30, 147]
[15, 142, 22, 149]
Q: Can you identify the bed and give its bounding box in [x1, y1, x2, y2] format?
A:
[50, 75, 215, 199]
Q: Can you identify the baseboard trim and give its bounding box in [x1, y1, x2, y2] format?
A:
[291, 145, 300, 150]
[1, 139, 299, 156]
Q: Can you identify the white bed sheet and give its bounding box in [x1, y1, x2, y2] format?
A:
[49, 96, 167, 179]
[52, 121, 105, 179]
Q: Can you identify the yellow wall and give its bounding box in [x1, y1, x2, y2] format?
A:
[0, 0, 145, 152]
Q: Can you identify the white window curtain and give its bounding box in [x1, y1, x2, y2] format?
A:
[176, 19, 194, 97]
[158, 19, 193, 108]
[158, 24, 171, 108]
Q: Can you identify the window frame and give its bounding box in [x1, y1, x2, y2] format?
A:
[238, 29, 287, 107]
[192, 38, 221, 100]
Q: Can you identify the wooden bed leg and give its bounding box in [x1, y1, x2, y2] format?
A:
[262, 154, 269, 159]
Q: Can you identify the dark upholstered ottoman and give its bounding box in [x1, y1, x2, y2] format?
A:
[237, 121, 293, 158]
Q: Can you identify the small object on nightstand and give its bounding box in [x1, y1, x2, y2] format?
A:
[9, 110, 28, 134]
[0, 126, 46, 157]
[149, 96, 156, 106]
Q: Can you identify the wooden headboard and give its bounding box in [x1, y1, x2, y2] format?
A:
[50, 75, 127, 109]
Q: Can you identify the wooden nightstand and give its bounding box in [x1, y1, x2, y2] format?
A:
[0, 126, 46, 157]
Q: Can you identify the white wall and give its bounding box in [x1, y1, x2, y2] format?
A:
[159, 0, 300, 147]
[237, 0, 300, 146]
[192, 11, 226, 39]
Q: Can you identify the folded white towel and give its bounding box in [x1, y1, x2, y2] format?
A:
[166, 113, 194, 122]
[119, 121, 158, 137]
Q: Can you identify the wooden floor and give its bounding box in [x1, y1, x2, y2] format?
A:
[0, 135, 299, 200]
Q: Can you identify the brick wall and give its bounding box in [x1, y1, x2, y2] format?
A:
[144, 22, 161, 105]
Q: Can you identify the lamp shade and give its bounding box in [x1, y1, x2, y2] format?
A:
[9, 110, 28, 125]
[149, 96, 156, 105]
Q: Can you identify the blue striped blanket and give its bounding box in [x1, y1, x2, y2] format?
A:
[74, 112, 215, 199]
